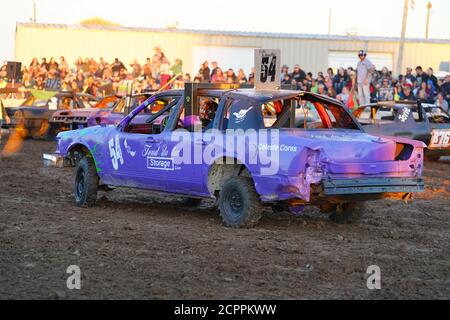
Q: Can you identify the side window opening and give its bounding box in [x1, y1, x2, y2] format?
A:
[295, 99, 359, 130]
[198, 96, 220, 131]
[124, 96, 180, 135]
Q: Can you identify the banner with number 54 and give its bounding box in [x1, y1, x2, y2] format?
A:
[254, 49, 281, 90]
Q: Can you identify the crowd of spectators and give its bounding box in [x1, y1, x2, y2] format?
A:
[0, 47, 449, 113]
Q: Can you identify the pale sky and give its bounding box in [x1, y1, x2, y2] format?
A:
[1, 0, 450, 61]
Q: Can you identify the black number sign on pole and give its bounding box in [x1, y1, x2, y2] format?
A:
[260, 56, 277, 83]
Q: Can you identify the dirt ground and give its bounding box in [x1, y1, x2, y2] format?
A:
[0, 136, 449, 300]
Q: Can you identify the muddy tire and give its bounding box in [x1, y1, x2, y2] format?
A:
[329, 202, 366, 224]
[182, 198, 202, 207]
[74, 156, 99, 207]
[218, 177, 263, 228]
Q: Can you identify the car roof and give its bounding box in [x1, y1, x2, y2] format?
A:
[195, 88, 302, 102]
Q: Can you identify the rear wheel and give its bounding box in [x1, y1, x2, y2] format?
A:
[218, 177, 263, 228]
[329, 202, 366, 224]
[74, 156, 99, 207]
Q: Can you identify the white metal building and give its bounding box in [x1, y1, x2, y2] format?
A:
[15, 22, 450, 76]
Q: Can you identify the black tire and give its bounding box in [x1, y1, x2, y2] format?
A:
[182, 197, 202, 207]
[74, 156, 99, 207]
[329, 202, 365, 224]
[218, 176, 263, 228]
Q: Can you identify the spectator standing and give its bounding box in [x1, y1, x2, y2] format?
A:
[415, 66, 429, 87]
[291, 64, 306, 84]
[59, 56, 69, 72]
[151, 47, 162, 79]
[143, 58, 152, 78]
[112, 58, 125, 74]
[159, 52, 171, 87]
[130, 59, 142, 78]
[210, 61, 219, 79]
[356, 50, 374, 105]
[404, 67, 416, 85]
[333, 68, 348, 95]
[200, 61, 210, 82]
[171, 59, 183, 77]
[427, 68, 438, 89]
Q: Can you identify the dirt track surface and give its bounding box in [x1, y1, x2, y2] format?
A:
[0, 137, 449, 300]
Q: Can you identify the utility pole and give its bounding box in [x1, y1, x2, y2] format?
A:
[32, 1, 37, 23]
[425, 1, 432, 39]
[396, 0, 409, 76]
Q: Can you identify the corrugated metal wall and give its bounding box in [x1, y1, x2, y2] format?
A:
[15, 24, 450, 76]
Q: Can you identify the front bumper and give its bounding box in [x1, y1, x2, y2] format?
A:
[43, 153, 66, 168]
[321, 177, 425, 196]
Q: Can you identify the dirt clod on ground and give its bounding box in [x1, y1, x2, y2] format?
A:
[0, 139, 449, 299]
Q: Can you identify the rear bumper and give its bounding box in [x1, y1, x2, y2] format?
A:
[43, 153, 67, 168]
[321, 177, 425, 196]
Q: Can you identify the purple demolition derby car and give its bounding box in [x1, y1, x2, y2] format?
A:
[43, 83, 425, 227]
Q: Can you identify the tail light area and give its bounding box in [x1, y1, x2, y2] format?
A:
[394, 142, 423, 176]
[395, 143, 414, 161]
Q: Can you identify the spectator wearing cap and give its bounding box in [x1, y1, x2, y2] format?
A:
[400, 83, 417, 101]
[356, 50, 374, 105]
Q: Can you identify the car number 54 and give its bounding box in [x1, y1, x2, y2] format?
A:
[109, 134, 124, 170]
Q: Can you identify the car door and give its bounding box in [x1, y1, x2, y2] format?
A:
[104, 95, 180, 191]
[161, 95, 226, 196]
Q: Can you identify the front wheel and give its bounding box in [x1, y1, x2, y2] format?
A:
[218, 177, 263, 228]
[74, 156, 99, 207]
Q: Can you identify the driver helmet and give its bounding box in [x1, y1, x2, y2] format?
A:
[200, 100, 218, 127]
